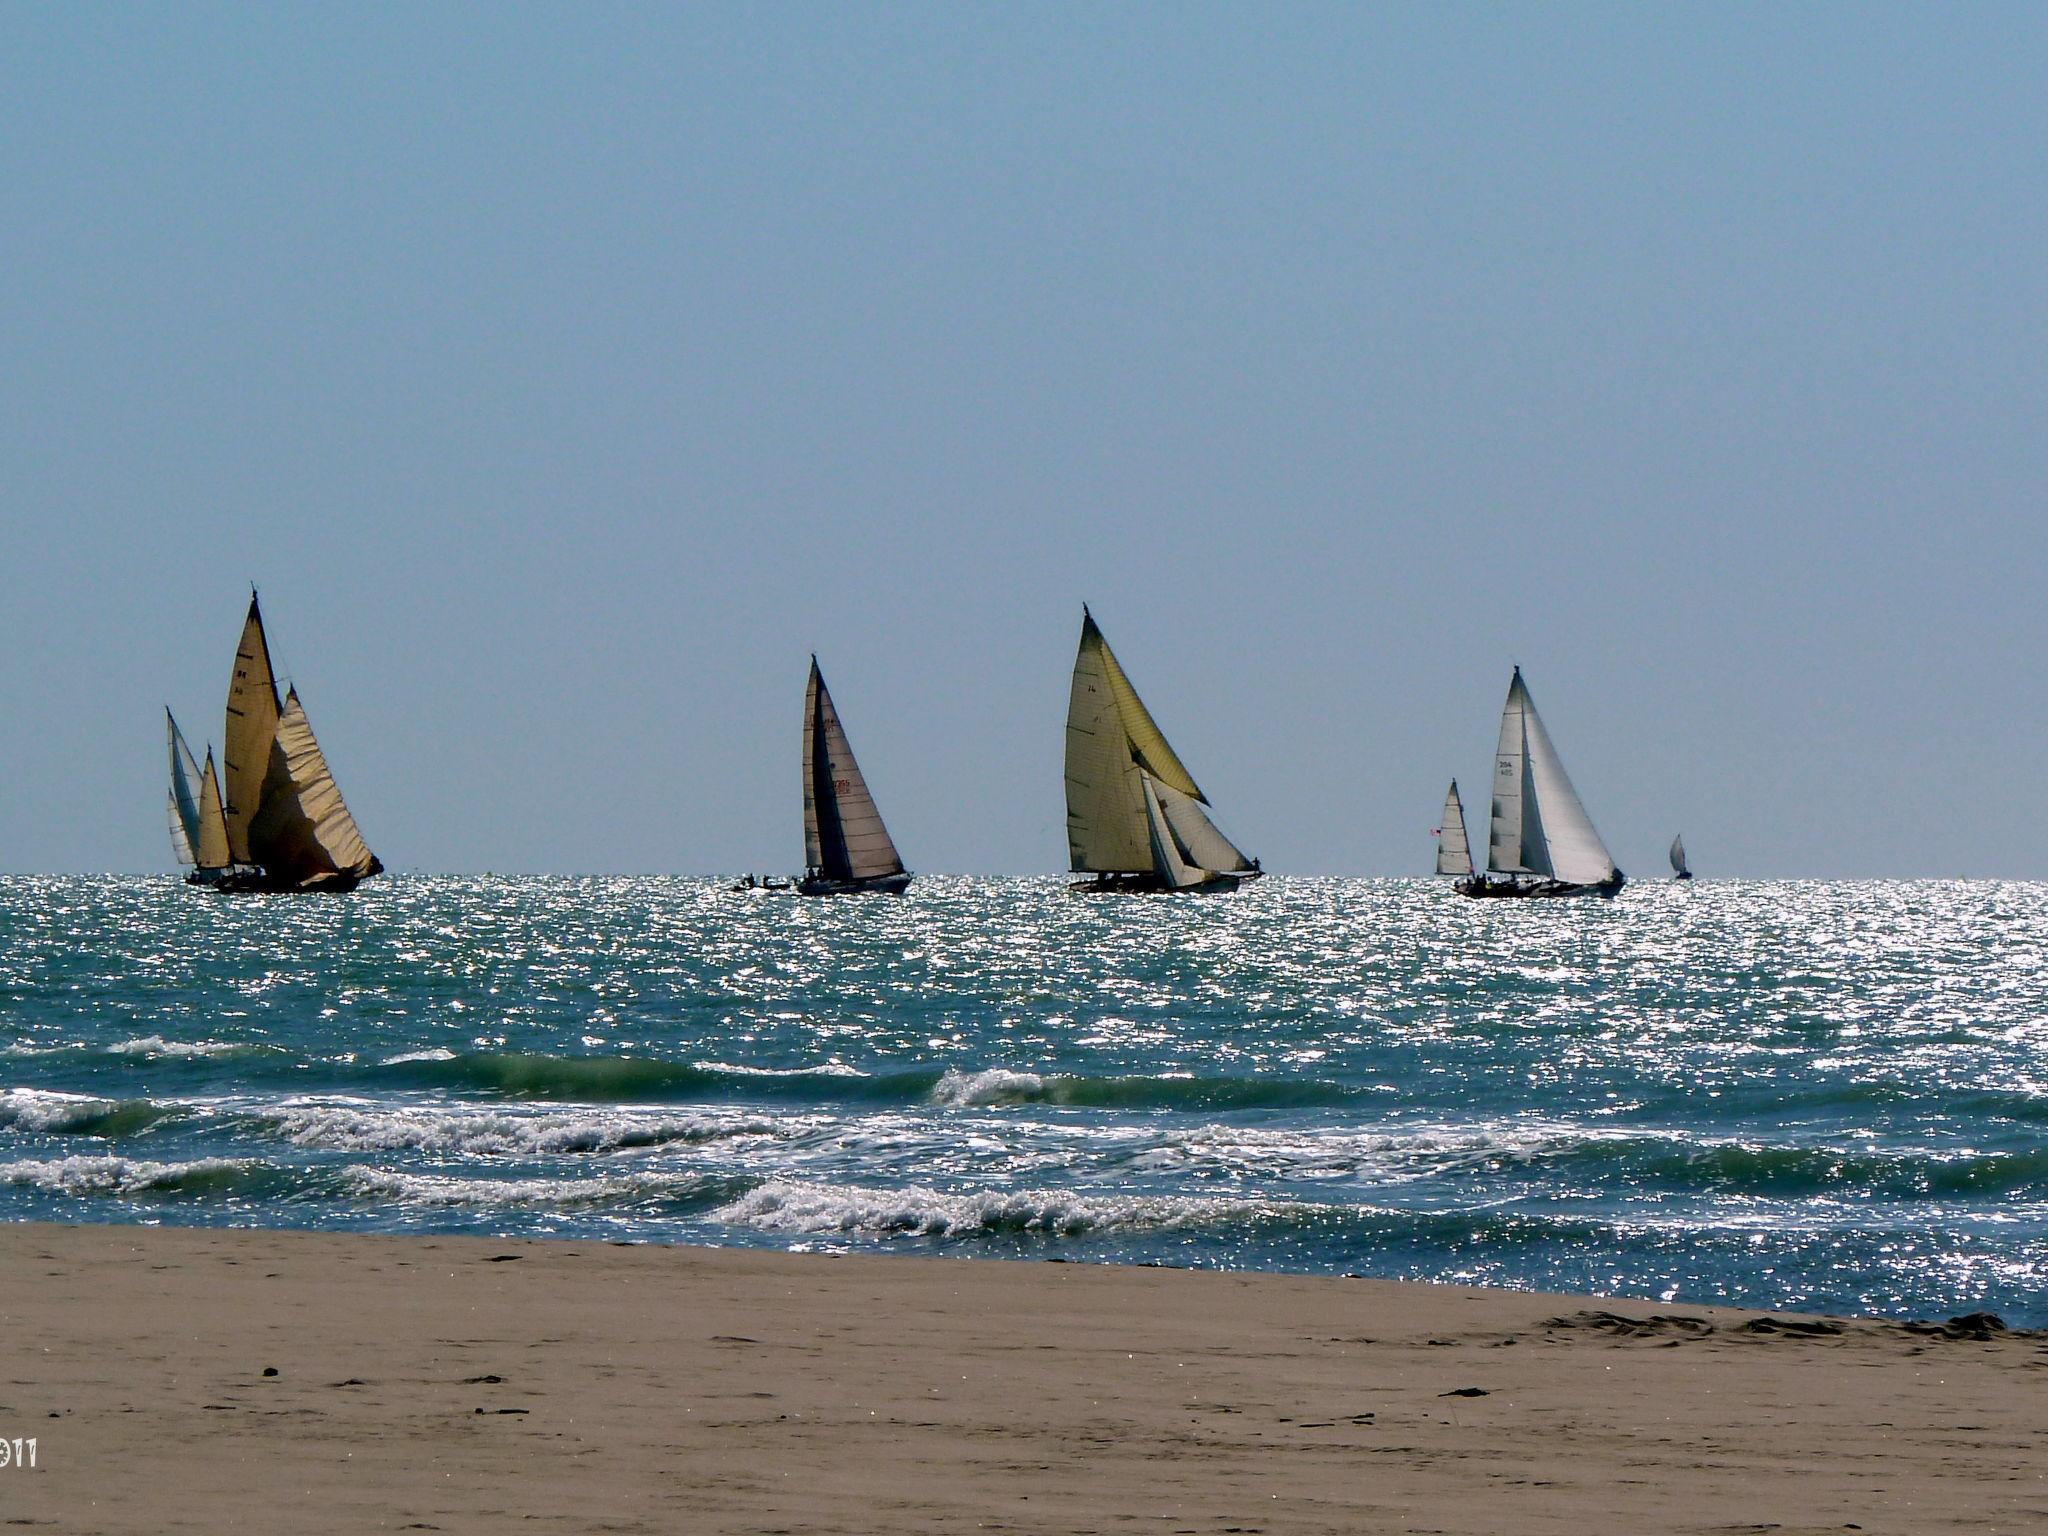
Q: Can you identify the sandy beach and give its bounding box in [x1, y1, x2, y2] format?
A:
[0, 1223, 2040, 1534]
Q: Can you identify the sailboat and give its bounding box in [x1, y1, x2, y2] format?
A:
[165, 710, 230, 885]
[183, 592, 383, 894]
[1455, 667, 1624, 900]
[1064, 607, 1261, 893]
[1669, 834, 1693, 881]
[797, 657, 912, 896]
[1434, 780, 1474, 878]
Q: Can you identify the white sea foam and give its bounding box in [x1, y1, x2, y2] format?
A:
[261, 1101, 784, 1157]
[1126, 1118, 1600, 1183]
[930, 1067, 1047, 1107]
[710, 1177, 1265, 1237]
[0, 1154, 246, 1195]
[340, 1165, 722, 1208]
[105, 1035, 253, 1059]
[0, 1088, 122, 1132]
[378, 1048, 459, 1065]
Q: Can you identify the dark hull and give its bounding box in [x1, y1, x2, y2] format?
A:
[197, 868, 372, 895]
[1672, 872, 1695, 881]
[796, 871, 914, 897]
[1067, 870, 1264, 896]
[1455, 871, 1626, 900]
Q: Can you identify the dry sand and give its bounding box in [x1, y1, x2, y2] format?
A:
[0, 1222, 2041, 1534]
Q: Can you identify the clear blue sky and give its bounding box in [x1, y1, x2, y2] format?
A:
[3, 3, 2042, 876]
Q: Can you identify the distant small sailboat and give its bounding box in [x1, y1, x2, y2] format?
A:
[1669, 834, 1693, 881]
[797, 657, 912, 896]
[183, 591, 383, 894]
[1064, 607, 1261, 893]
[165, 709, 230, 885]
[1455, 667, 1624, 900]
[1434, 779, 1474, 878]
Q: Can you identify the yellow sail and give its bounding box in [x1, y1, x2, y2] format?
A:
[195, 750, 231, 871]
[221, 593, 281, 866]
[1064, 609, 1213, 874]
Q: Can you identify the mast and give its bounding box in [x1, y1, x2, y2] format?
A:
[801, 657, 904, 883]
[221, 590, 282, 867]
[1436, 779, 1474, 877]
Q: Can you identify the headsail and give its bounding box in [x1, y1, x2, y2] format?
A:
[1669, 835, 1689, 877]
[166, 709, 204, 867]
[1436, 779, 1474, 877]
[1518, 676, 1616, 885]
[195, 750, 231, 871]
[246, 689, 381, 888]
[802, 658, 905, 883]
[221, 592, 282, 867]
[1065, 608, 1249, 881]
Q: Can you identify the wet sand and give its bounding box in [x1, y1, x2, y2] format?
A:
[1, 1222, 2041, 1534]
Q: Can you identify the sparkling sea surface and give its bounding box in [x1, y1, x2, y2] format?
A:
[2, 876, 2043, 1325]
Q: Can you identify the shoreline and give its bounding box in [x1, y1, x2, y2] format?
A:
[3, 1222, 2042, 1534]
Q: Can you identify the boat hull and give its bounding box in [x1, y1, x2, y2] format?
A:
[1067, 870, 1264, 896]
[796, 872, 913, 897]
[1455, 872, 1626, 900]
[199, 868, 373, 895]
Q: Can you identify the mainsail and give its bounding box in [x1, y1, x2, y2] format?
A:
[1064, 608, 1255, 884]
[1485, 668, 1617, 887]
[221, 592, 283, 867]
[245, 689, 382, 888]
[1435, 780, 1474, 877]
[1669, 835, 1689, 877]
[166, 710, 204, 867]
[802, 658, 905, 884]
[195, 750, 231, 871]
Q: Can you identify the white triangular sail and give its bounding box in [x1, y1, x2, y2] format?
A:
[1139, 774, 1209, 889]
[1436, 780, 1474, 877]
[1152, 779, 1254, 875]
[166, 710, 204, 867]
[246, 690, 380, 887]
[1065, 609, 1250, 880]
[1669, 835, 1689, 876]
[1486, 669, 1616, 884]
[221, 593, 282, 867]
[802, 659, 905, 883]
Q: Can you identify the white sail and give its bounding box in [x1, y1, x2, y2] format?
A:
[166, 710, 203, 867]
[1065, 609, 1248, 879]
[1436, 780, 1474, 877]
[1669, 835, 1688, 876]
[1152, 779, 1254, 875]
[1487, 672, 1546, 876]
[1519, 671, 1617, 885]
[1140, 775, 1209, 889]
[802, 659, 905, 883]
[1485, 669, 1616, 885]
[247, 689, 380, 886]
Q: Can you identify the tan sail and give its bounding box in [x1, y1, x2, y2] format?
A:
[195, 750, 231, 871]
[246, 689, 381, 888]
[221, 593, 282, 866]
[1064, 608, 1253, 882]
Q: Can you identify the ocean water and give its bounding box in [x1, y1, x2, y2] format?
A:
[2, 875, 2044, 1325]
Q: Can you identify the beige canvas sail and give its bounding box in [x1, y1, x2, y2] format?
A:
[247, 689, 379, 886]
[802, 658, 905, 882]
[195, 750, 231, 871]
[1065, 609, 1220, 874]
[221, 594, 282, 866]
